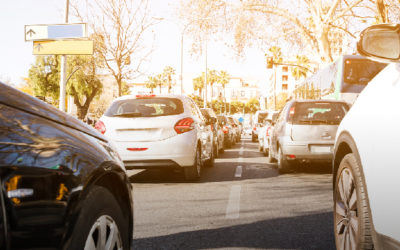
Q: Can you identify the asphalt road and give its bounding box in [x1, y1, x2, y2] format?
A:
[129, 134, 336, 250]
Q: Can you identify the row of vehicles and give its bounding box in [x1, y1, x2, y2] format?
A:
[255, 24, 400, 250]
[95, 94, 242, 181]
[0, 86, 243, 248]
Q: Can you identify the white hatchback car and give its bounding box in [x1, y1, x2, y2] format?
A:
[332, 24, 400, 249]
[95, 94, 214, 180]
[258, 111, 279, 156]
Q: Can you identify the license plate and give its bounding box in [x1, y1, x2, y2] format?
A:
[310, 145, 331, 153]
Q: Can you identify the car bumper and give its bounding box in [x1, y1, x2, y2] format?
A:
[113, 131, 197, 169]
[281, 141, 334, 162]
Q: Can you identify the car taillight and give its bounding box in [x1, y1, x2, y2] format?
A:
[266, 126, 271, 137]
[127, 148, 148, 151]
[136, 94, 156, 98]
[222, 126, 229, 134]
[174, 117, 194, 134]
[95, 120, 106, 134]
[253, 127, 256, 131]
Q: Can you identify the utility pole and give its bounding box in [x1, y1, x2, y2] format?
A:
[204, 38, 208, 108]
[59, 0, 69, 111]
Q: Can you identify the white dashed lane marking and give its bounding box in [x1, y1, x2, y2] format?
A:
[225, 185, 241, 219]
[235, 165, 243, 178]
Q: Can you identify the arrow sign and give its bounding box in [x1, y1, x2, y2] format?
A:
[25, 23, 87, 41]
[33, 40, 93, 55]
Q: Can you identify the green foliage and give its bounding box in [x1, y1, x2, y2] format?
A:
[28, 56, 60, 105]
[162, 66, 176, 93]
[189, 94, 204, 108]
[291, 55, 310, 80]
[145, 75, 159, 93]
[193, 74, 205, 96]
[244, 98, 260, 114]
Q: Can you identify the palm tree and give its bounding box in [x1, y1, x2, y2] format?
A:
[291, 55, 310, 80]
[145, 75, 158, 94]
[162, 66, 176, 93]
[208, 69, 218, 101]
[193, 75, 205, 97]
[218, 70, 230, 113]
[268, 46, 283, 64]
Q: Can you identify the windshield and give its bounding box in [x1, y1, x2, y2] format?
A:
[104, 97, 184, 118]
[291, 102, 349, 125]
[342, 58, 387, 93]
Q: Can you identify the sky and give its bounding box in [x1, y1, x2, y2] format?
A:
[0, 0, 270, 93]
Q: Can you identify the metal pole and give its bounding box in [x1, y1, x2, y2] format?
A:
[203, 38, 208, 108]
[59, 0, 69, 111]
[180, 34, 184, 95]
[274, 64, 277, 110]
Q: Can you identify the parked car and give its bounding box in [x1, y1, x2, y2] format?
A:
[200, 108, 224, 156]
[252, 110, 269, 142]
[258, 111, 279, 156]
[332, 24, 400, 250]
[228, 116, 241, 142]
[0, 82, 134, 249]
[96, 94, 213, 180]
[217, 114, 235, 148]
[269, 99, 349, 173]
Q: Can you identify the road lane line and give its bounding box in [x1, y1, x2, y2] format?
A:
[235, 165, 243, 177]
[238, 157, 243, 163]
[225, 185, 241, 219]
[238, 150, 243, 156]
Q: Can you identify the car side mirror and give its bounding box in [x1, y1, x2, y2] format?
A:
[358, 24, 400, 61]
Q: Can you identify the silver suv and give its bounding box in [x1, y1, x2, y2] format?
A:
[269, 100, 349, 173]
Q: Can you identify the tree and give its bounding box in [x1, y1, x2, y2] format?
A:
[67, 56, 103, 120]
[244, 98, 259, 114]
[193, 74, 205, 97]
[71, 0, 157, 96]
[217, 70, 230, 112]
[28, 56, 60, 105]
[267, 46, 283, 64]
[145, 75, 158, 94]
[208, 69, 219, 100]
[162, 66, 176, 93]
[291, 55, 310, 80]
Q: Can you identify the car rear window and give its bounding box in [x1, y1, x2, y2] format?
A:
[257, 113, 268, 123]
[291, 102, 349, 125]
[104, 97, 184, 118]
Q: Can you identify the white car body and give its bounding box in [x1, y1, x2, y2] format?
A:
[98, 94, 213, 170]
[334, 63, 400, 247]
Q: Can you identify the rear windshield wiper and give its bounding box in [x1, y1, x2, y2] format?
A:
[112, 112, 142, 117]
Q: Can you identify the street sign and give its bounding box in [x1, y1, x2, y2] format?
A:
[25, 23, 87, 41]
[33, 40, 93, 55]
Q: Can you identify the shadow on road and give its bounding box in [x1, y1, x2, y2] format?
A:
[133, 212, 335, 250]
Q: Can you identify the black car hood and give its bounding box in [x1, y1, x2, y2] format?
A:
[0, 82, 107, 142]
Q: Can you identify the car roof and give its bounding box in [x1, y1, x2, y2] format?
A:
[291, 99, 347, 103]
[113, 94, 187, 101]
[0, 82, 107, 142]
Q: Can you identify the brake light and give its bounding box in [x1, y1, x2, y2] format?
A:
[127, 148, 148, 151]
[266, 126, 271, 136]
[222, 126, 229, 134]
[136, 94, 156, 98]
[289, 107, 295, 116]
[95, 120, 106, 134]
[287, 154, 296, 159]
[253, 127, 256, 131]
[174, 117, 194, 134]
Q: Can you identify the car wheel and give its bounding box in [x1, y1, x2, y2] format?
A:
[277, 146, 291, 174]
[65, 186, 129, 250]
[226, 138, 232, 148]
[263, 147, 269, 157]
[184, 147, 201, 181]
[258, 143, 263, 152]
[334, 153, 373, 250]
[205, 145, 215, 168]
[252, 133, 256, 142]
[214, 143, 219, 158]
[219, 144, 224, 154]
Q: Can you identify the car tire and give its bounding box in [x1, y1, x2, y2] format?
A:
[214, 143, 219, 158]
[219, 145, 224, 154]
[226, 138, 232, 148]
[64, 186, 129, 250]
[205, 145, 215, 168]
[277, 146, 291, 174]
[258, 143, 263, 152]
[263, 147, 269, 157]
[184, 147, 201, 181]
[252, 133, 256, 142]
[334, 153, 374, 250]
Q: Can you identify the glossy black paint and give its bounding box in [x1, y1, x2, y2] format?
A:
[0, 82, 133, 249]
